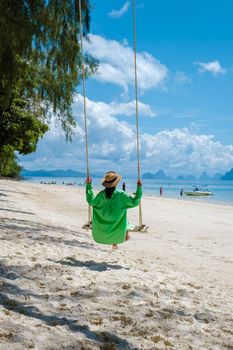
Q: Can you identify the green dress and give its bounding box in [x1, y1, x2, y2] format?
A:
[86, 184, 142, 244]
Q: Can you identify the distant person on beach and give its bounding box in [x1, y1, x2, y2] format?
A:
[160, 186, 163, 197]
[122, 182, 126, 191]
[86, 171, 142, 250]
[180, 188, 183, 197]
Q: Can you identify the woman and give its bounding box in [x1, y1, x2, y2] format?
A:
[86, 171, 142, 249]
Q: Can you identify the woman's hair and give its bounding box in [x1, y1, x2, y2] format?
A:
[105, 186, 115, 199]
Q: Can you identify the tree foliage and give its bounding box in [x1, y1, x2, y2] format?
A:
[0, 86, 48, 177]
[0, 0, 97, 177]
[0, 0, 97, 132]
[0, 147, 22, 178]
[0, 91, 48, 154]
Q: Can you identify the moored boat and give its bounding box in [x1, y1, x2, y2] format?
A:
[184, 186, 213, 196]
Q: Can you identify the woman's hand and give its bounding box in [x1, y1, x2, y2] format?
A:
[137, 179, 142, 187]
[86, 176, 92, 184]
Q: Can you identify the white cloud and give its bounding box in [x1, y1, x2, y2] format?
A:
[71, 94, 148, 160]
[174, 71, 191, 85]
[72, 94, 156, 118]
[19, 95, 233, 177]
[194, 60, 226, 76]
[122, 38, 128, 46]
[140, 128, 233, 175]
[108, 2, 130, 18]
[84, 34, 168, 92]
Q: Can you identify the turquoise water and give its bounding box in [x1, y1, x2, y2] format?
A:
[23, 176, 233, 206]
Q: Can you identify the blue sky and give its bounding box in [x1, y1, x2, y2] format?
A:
[19, 0, 233, 176]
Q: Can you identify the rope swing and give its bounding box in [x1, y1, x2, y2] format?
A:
[79, 0, 91, 229]
[132, 0, 148, 232]
[79, 0, 148, 232]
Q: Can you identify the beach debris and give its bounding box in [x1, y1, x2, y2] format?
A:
[185, 282, 202, 289]
[3, 310, 12, 317]
[121, 283, 131, 290]
[151, 335, 174, 348]
[175, 309, 191, 317]
[151, 334, 164, 343]
[70, 290, 79, 297]
[194, 311, 216, 323]
[120, 315, 133, 326]
[90, 317, 103, 325]
[164, 339, 174, 347]
[145, 309, 154, 317]
[0, 331, 13, 339]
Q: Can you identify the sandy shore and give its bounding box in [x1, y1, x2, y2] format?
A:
[0, 179, 233, 350]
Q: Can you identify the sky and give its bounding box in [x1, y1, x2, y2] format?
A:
[19, 0, 233, 177]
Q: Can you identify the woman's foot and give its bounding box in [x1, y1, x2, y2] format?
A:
[112, 244, 118, 250]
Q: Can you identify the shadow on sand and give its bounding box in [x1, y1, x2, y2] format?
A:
[51, 257, 130, 272]
[0, 217, 102, 251]
[0, 192, 7, 197]
[0, 262, 136, 350]
[0, 208, 34, 215]
[0, 188, 27, 195]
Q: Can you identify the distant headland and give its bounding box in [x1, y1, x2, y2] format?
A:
[21, 168, 233, 180]
[142, 169, 233, 181]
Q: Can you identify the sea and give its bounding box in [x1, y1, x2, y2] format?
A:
[23, 176, 233, 206]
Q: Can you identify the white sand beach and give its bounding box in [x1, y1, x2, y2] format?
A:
[0, 179, 233, 350]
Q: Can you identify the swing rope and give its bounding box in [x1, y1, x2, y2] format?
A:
[79, 0, 91, 227]
[132, 0, 145, 230]
[80, 0, 146, 231]
[132, 0, 140, 180]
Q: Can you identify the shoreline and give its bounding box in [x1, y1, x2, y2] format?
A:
[22, 176, 233, 207]
[1, 178, 233, 349]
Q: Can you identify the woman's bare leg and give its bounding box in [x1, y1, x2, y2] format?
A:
[125, 231, 131, 241]
[112, 244, 118, 249]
